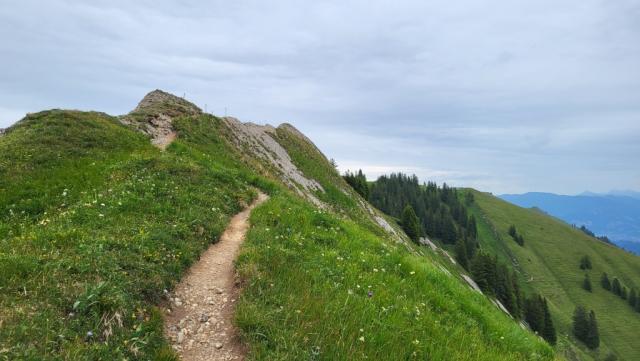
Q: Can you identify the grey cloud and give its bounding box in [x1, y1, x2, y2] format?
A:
[0, 0, 638, 194]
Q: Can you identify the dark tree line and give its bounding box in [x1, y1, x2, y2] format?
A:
[508, 225, 525, 246]
[601, 272, 640, 312]
[368, 173, 478, 248]
[577, 225, 615, 245]
[573, 306, 599, 349]
[343, 169, 369, 200]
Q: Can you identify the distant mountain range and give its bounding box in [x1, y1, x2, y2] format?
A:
[499, 191, 640, 254]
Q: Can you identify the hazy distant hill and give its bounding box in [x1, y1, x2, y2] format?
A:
[499, 192, 640, 248]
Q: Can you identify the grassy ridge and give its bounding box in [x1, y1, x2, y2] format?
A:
[1, 107, 557, 360]
[470, 190, 640, 360]
[0, 111, 255, 359]
[235, 192, 555, 360]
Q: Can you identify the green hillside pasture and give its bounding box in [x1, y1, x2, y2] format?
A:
[472, 190, 640, 360]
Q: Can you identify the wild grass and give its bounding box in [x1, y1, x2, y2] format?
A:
[235, 193, 555, 360]
[0, 111, 254, 359]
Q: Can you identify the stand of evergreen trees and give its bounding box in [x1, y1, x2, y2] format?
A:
[601, 272, 640, 312]
[368, 173, 477, 247]
[524, 295, 557, 345]
[577, 225, 615, 245]
[342, 169, 369, 200]
[573, 306, 600, 349]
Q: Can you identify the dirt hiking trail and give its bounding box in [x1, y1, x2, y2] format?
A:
[164, 192, 268, 361]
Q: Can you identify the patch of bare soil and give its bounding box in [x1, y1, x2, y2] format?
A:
[164, 193, 268, 361]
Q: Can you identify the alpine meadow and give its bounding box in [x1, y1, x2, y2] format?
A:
[2, 1, 640, 361]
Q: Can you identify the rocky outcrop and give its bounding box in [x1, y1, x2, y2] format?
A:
[121, 89, 201, 149]
[222, 117, 325, 208]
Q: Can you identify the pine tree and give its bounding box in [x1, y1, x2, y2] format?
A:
[401, 204, 422, 242]
[579, 255, 592, 270]
[572, 306, 588, 342]
[601, 273, 611, 291]
[468, 215, 477, 240]
[628, 289, 637, 309]
[542, 298, 557, 345]
[525, 296, 545, 334]
[508, 225, 517, 238]
[454, 238, 469, 270]
[512, 272, 524, 319]
[621, 286, 628, 300]
[612, 277, 622, 296]
[582, 274, 592, 292]
[585, 310, 600, 349]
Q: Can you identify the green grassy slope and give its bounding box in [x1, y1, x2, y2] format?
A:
[1, 98, 557, 360]
[469, 190, 640, 360]
[0, 111, 255, 359]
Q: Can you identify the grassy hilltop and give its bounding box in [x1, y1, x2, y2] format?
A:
[468, 190, 640, 360]
[0, 91, 555, 360]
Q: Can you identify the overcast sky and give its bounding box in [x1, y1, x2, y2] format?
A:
[1, 0, 639, 194]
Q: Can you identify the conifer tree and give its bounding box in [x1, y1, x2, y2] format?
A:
[628, 289, 637, 309]
[508, 225, 517, 238]
[468, 215, 478, 240]
[572, 306, 588, 342]
[525, 296, 545, 335]
[585, 310, 600, 349]
[612, 277, 622, 296]
[401, 204, 422, 242]
[582, 274, 592, 292]
[579, 255, 592, 270]
[542, 298, 557, 345]
[621, 286, 628, 300]
[454, 238, 469, 271]
[512, 272, 524, 319]
[601, 273, 611, 291]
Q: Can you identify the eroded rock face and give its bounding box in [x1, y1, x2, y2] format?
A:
[222, 117, 326, 208]
[121, 89, 201, 149]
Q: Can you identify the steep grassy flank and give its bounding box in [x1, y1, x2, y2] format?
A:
[470, 190, 640, 360]
[235, 192, 555, 360]
[0, 111, 255, 360]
